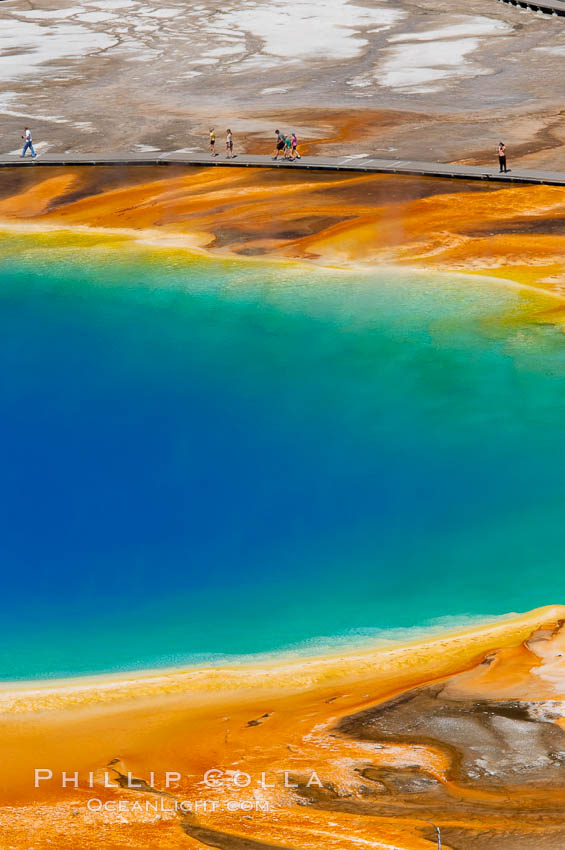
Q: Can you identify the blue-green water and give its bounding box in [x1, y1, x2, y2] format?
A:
[1, 234, 565, 680]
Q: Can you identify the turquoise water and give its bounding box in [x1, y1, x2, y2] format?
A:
[1, 235, 565, 680]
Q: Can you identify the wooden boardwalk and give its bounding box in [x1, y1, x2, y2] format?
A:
[496, 0, 565, 15]
[2, 151, 565, 187]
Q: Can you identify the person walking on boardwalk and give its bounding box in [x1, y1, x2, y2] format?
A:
[284, 134, 292, 160]
[226, 129, 233, 158]
[209, 128, 216, 156]
[21, 127, 36, 158]
[290, 132, 301, 160]
[272, 129, 285, 160]
[498, 141, 508, 173]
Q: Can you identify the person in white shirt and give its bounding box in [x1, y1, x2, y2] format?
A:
[21, 127, 36, 158]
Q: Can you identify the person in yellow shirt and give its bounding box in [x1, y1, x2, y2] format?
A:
[209, 129, 216, 156]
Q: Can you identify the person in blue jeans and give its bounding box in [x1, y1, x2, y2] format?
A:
[21, 127, 36, 158]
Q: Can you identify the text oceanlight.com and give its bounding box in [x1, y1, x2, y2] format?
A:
[87, 798, 274, 814]
[33, 768, 326, 818]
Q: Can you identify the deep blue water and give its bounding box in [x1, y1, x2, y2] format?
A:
[1, 235, 565, 679]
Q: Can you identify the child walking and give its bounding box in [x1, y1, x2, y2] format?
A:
[290, 132, 300, 160]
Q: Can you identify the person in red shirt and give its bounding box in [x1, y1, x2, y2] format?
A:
[498, 142, 508, 174]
